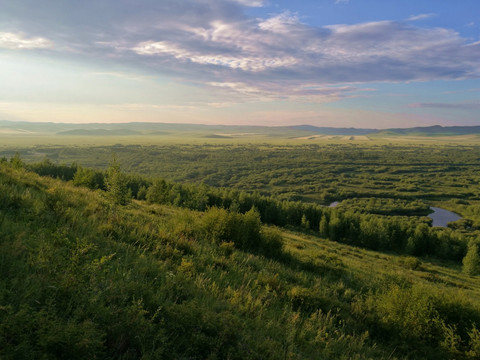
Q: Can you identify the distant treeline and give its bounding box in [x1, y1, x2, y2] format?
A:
[15, 157, 469, 262]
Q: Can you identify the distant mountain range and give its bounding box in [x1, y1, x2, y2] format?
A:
[1, 120, 480, 137]
[377, 125, 480, 136]
[291, 125, 480, 136]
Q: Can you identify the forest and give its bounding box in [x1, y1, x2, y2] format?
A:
[1, 140, 480, 359]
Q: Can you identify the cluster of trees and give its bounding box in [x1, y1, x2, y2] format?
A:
[320, 211, 467, 260]
[334, 197, 431, 216]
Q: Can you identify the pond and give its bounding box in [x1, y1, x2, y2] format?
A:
[428, 207, 462, 227]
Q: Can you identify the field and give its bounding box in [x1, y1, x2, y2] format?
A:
[1, 131, 480, 359]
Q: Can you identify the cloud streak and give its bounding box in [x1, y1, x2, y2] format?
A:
[0, 32, 52, 50]
[409, 102, 480, 110]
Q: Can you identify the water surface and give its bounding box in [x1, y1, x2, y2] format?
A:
[428, 207, 462, 227]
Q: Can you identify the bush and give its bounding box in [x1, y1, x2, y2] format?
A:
[398, 256, 422, 270]
[199, 207, 283, 257]
[376, 285, 443, 344]
[219, 241, 235, 257]
[259, 228, 284, 258]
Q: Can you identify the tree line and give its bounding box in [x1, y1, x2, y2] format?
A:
[7, 156, 476, 265]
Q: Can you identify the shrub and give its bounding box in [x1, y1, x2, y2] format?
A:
[219, 241, 235, 257]
[467, 325, 480, 358]
[199, 207, 283, 257]
[398, 256, 422, 270]
[259, 228, 284, 258]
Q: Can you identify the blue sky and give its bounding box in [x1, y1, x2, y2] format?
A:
[0, 0, 479, 128]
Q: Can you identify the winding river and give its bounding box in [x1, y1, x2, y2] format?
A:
[428, 207, 462, 227]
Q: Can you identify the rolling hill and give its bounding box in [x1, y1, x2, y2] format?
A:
[1, 161, 480, 359]
[2, 119, 480, 138]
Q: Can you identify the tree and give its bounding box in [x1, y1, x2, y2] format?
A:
[319, 215, 328, 237]
[301, 214, 310, 230]
[328, 213, 342, 242]
[146, 179, 170, 204]
[73, 166, 98, 189]
[136, 185, 148, 200]
[406, 223, 429, 256]
[105, 156, 130, 205]
[463, 242, 480, 276]
[10, 152, 23, 169]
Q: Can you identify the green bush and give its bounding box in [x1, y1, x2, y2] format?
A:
[398, 256, 422, 270]
[199, 207, 283, 257]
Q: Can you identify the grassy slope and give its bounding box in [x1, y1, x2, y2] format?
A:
[1, 164, 480, 359]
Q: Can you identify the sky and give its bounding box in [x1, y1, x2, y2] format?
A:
[0, 0, 479, 128]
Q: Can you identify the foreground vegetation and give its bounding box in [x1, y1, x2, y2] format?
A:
[1, 158, 480, 359]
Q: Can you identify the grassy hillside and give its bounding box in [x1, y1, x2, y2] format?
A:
[1, 163, 480, 359]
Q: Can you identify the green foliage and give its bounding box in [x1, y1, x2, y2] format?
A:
[398, 256, 423, 270]
[287, 286, 330, 313]
[337, 197, 431, 216]
[136, 185, 147, 200]
[17, 154, 470, 262]
[28, 158, 77, 181]
[146, 178, 170, 204]
[301, 214, 310, 229]
[354, 283, 480, 359]
[319, 215, 328, 237]
[73, 165, 105, 189]
[198, 206, 281, 256]
[376, 285, 443, 343]
[463, 242, 480, 276]
[467, 325, 480, 358]
[105, 156, 131, 205]
[10, 152, 23, 169]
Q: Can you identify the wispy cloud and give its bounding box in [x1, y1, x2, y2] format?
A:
[409, 102, 480, 110]
[233, 0, 266, 7]
[132, 40, 298, 72]
[406, 13, 436, 21]
[0, 32, 52, 50]
[335, 0, 350, 4]
[258, 11, 302, 33]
